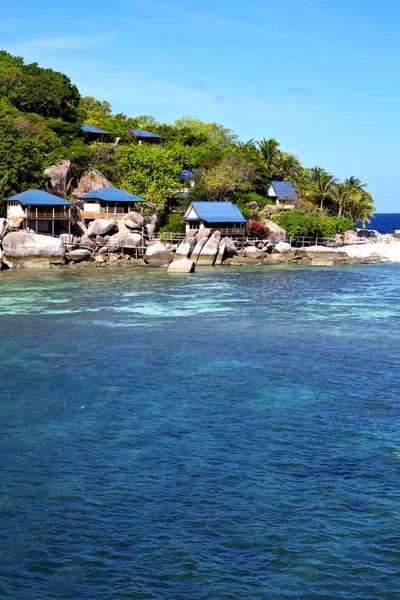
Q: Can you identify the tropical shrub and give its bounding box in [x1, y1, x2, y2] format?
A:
[159, 213, 185, 233]
[275, 210, 356, 238]
[247, 221, 270, 238]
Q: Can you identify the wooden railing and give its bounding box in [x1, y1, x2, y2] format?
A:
[26, 210, 70, 219]
[99, 207, 126, 214]
[156, 232, 186, 244]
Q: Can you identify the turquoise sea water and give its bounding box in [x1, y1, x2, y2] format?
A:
[1, 265, 400, 599]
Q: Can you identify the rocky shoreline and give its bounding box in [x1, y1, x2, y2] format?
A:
[1, 214, 400, 271]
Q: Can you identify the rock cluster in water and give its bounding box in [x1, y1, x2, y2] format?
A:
[2, 217, 400, 269]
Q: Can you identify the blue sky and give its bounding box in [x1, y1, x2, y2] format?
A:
[1, 0, 398, 210]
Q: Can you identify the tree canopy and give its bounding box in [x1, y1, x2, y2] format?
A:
[0, 49, 375, 226]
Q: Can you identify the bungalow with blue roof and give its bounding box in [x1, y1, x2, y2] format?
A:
[127, 130, 162, 145]
[6, 190, 72, 236]
[267, 181, 299, 209]
[181, 201, 247, 238]
[81, 124, 117, 144]
[79, 187, 147, 222]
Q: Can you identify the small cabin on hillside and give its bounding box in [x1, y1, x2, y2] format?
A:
[6, 190, 72, 236]
[182, 201, 247, 238]
[268, 181, 299, 209]
[79, 187, 147, 222]
[81, 124, 116, 144]
[127, 130, 162, 144]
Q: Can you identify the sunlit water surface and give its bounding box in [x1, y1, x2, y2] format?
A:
[1, 265, 400, 599]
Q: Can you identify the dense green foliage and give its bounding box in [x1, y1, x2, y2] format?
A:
[274, 210, 356, 238]
[159, 213, 185, 233]
[0, 50, 375, 227]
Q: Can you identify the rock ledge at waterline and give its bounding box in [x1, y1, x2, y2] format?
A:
[2, 228, 400, 270]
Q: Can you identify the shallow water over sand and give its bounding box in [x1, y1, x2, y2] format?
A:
[1, 265, 400, 599]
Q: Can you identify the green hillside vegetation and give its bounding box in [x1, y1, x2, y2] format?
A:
[0, 50, 375, 227]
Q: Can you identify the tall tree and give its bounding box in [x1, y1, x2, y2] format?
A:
[272, 153, 302, 181]
[258, 138, 280, 173]
[309, 167, 338, 211]
[330, 182, 355, 217]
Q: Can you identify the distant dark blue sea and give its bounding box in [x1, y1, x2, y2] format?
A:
[1, 266, 400, 599]
[364, 213, 400, 233]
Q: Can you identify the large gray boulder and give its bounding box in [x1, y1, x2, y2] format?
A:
[146, 223, 155, 239]
[88, 219, 118, 237]
[273, 241, 292, 254]
[73, 170, 113, 199]
[144, 241, 173, 267]
[2, 232, 65, 267]
[168, 258, 195, 273]
[175, 235, 197, 259]
[44, 160, 74, 197]
[66, 249, 92, 262]
[260, 205, 278, 217]
[215, 244, 227, 265]
[196, 228, 211, 242]
[108, 231, 143, 248]
[190, 237, 208, 262]
[220, 237, 238, 258]
[263, 219, 286, 244]
[70, 205, 87, 236]
[119, 211, 144, 230]
[197, 236, 220, 266]
[357, 228, 379, 240]
[343, 230, 358, 244]
[80, 234, 97, 249]
[244, 246, 264, 258]
[248, 201, 259, 210]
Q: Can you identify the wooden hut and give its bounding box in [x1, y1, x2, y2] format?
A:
[79, 188, 147, 222]
[181, 201, 247, 238]
[6, 190, 72, 236]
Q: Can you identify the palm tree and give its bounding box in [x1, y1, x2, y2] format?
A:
[309, 166, 338, 211]
[344, 193, 375, 227]
[273, 153, 302, 180]
[342, 177, 375, 226]
[330, 183, 356, 217]
[257, 138, 280, 173]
